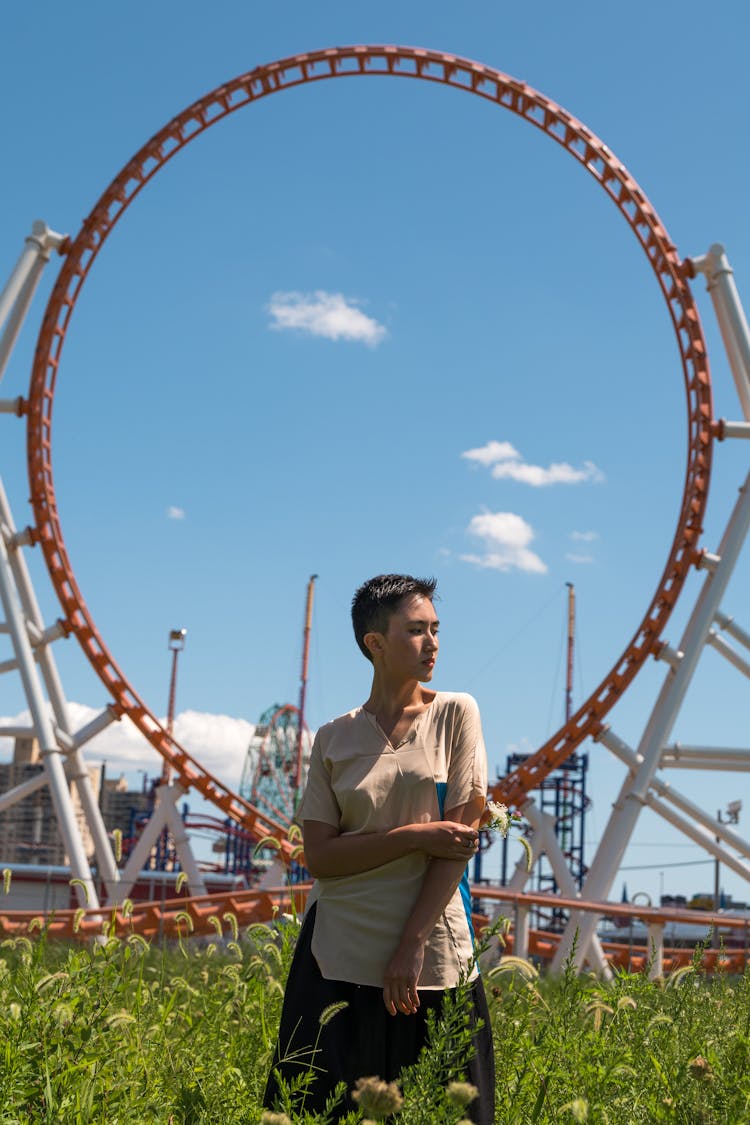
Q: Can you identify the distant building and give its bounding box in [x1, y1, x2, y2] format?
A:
[99, 772, 152, 844]
[0, 737, 99, 865]
[0, 737, 152, 867]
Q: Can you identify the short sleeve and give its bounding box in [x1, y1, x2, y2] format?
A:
[443, 694, 488, 813]
[296, 730, 341, 829]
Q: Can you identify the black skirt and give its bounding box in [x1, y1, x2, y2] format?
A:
[263, 903, 495, 1122]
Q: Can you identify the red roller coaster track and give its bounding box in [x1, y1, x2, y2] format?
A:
[10, 46, 713, 936]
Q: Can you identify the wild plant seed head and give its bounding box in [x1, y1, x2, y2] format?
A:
[2, 868, 11, 894]
[318, 1000, 349, 1027]
[175, 871, 188, 894]
[352, 1076, 404, 1118]
[69, 877, 91, 905]
[446, 1081, 479, 1107]
[112, 828, 122, 863]
[174, 911, 194, 933]
[688, 1055, 714, 1082]
[223, 911, 239, 941]
[565, 1098, 589, 1122]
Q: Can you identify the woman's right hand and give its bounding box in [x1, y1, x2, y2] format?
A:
[412, 820, 479, 860]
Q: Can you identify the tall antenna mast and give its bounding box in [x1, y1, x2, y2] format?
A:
[295, 574, 317, 797]
[565, 582, 575, 724]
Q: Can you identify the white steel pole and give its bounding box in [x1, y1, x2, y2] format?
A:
[524, 802, 611, 976]
[660, 747, 750, 770]
[0, 479, 120, 899]
[706, 630, 750, 679]
[689, 244, 750, 421]
[0, 769, 50, 811]
[647, 924, 665, 980]
[163, 787, 207, 897]
[117, 797, 171, 901]
[714, 609, 750, 653]
[0, 221, 67, 384]
[601, 728, 750, 869]
[0, 527, 99, 909]
[553, 469, 750, 971]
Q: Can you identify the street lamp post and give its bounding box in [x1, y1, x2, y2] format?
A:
[162, 628, 187, 785]
[714, 799, 742, 913]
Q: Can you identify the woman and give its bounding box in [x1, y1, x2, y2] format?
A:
[263, 574, 495, 1122]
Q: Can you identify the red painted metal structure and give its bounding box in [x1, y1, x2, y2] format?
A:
[7, 46, 715, 934]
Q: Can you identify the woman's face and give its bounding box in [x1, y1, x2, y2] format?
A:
[378, 594, 440, 682]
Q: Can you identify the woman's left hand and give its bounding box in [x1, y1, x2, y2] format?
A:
[383, 939, 424, 1016]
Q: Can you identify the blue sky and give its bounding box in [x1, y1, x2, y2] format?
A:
[1, 1, 749, 907]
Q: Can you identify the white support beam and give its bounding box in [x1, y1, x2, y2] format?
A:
[162, 786, 207, 898]
[602, 728, 750, 866]
[111, 785, 206, 907]
[643, 789, 750, 883]
[553, 469, 750, 973]
[514, 904, 530, 960]
[0, 516, 99, 910]
[72, 705, 120, 749]
[706, 630, 750, 680]
[524, 801, 611, 977]
[714, 609, 750, 654]
[0, 398, 25, 415]
[0, 221, 67, 385]
[690, 244, 750, 420]
[116, 797, 171, 903]
[661, 744, 750, 770]
[0, 768, 49, 812]
[647, 924, 665, 980]
[0, 478, 119, 900]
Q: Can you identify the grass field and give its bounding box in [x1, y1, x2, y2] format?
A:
[1, 913, 748, 1123]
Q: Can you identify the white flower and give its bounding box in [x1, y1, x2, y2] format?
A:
[485, 800, 510, 836]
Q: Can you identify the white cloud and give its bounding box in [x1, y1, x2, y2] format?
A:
[460, 440, 604, 487]
[565, 552, 595, 564]
[461, 511, 547, 574]
[461, 440, 520, 468]
[267, 290, 386, 346]
[493, 459, 603, 486]
[166, 506, 185, 520]
[570, 530, 599, 542]
[0, 704, 255, 791]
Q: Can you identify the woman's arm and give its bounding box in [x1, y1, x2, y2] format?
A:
[381, 795, 485, 1016]
[302, 818, 479, 879]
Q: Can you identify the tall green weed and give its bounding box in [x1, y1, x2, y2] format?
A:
[0, 922, 748, 1123]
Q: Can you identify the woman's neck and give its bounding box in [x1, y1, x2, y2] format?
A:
[364, 675, 434, 726]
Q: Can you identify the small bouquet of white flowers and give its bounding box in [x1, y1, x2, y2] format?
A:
[481, 800, 532, 870]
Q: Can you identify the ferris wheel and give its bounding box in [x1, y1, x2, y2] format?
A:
[239, 703, 313, 828]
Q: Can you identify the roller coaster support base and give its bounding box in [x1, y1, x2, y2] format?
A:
[553, 244, 750, 974]
[115, 784, 206, 906]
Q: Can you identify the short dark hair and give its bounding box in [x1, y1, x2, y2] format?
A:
[351, 574, 438, 661]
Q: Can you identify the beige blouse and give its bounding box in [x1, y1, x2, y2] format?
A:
[298, 692, 488, 989]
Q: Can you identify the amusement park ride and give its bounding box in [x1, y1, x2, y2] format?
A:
[1, 46, 750, 972]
